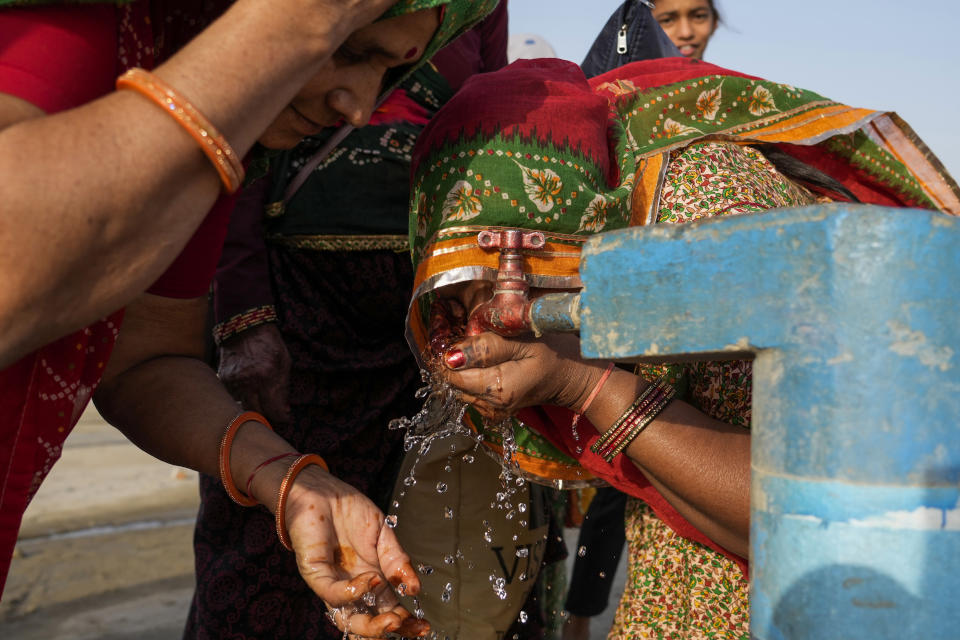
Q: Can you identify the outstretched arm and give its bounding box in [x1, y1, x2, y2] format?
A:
[93, 292, 426, 639]
[440, 331, 750, 557]
[0, 0, 399, 367]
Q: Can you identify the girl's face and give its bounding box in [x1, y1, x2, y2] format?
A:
[259, 8, 441, 149]
[652, 0, 717, 60]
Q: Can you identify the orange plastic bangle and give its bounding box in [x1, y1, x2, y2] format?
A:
[219, 411, 273, 507]
[275, 453, 330, 551]
[116, 68, 245, 193]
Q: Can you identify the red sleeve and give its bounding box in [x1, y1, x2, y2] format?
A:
[147, 191, 238, 299]
[0, 5, 229, 300]
[0, 5, 117, 114]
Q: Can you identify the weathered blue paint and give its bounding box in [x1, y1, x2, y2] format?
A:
[576, 204, 960, 638]
[528, 292, 581, 335]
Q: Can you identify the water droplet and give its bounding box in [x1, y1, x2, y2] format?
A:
[417, 563, 434, 575]
[397, 582, 408, 596]
[436, 481, 448, 494]
[413, 596, 425, 619]
[444, 464, 452, 473]
[441, 583, 453, 603]
[518, 571, 528, 581]
[491, 577, 508, 600]
[363, 591, 376, 607]
[463, 454, 475, 463]
[515, 547, 530, 558]
[403, 475, 417, 487]
[444, 507, 454, 519]
[505, 510, 516, 520]
[444, 554, 455, 565]
[392, 501, 399, 509]
[577, 545, 587, 557]
[518, 503, 527, 513]
[385, 515, 398, 528]
[519, 610, 528, 623]
[599, 571, 607, 578]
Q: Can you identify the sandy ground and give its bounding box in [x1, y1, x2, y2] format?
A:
[0, 407, 625, 639]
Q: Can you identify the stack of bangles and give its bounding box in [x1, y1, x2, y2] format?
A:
[116, 68, 245, 193]
[219, 411, 330, 551]
[590, 378, 676, 463]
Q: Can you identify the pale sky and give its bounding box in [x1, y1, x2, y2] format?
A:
[509, 0, 959, 181]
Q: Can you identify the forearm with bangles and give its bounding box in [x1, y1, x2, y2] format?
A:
[577, 367, 750, 554]
[224, 416, 329, 515]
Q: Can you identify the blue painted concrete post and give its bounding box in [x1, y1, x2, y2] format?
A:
[576, 204, 960, 638]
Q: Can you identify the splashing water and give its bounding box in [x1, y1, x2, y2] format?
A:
[362, 591, 377, 607]
[388, 368, 549, 613]
[491, 576, 508, 600]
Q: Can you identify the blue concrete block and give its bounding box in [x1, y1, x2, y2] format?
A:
[577, 204, 960, 639]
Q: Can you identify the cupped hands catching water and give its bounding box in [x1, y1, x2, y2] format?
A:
[283, 466, 429, 638]
[427, 285, 614, 423]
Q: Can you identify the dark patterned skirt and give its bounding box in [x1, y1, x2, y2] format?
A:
[184, 245, 421, 639]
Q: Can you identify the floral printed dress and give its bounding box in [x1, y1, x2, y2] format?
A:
[608, 140, 818, 640]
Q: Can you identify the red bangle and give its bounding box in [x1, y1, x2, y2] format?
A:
[275, 453, 330, 551]
[571, 362, 616, 434]
[219, 411, 273, 507]
[245, 452, 300, 499]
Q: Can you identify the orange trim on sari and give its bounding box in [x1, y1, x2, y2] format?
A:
[742, 105, 879, 144]
[868, 114, 960, 215]
[630, 154, 668, 226]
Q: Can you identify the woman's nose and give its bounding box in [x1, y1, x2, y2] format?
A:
[675, 17, 695, 39]
[327, 72, 380, 127]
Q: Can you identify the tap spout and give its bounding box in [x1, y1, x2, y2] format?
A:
[465, 229, 545, 337]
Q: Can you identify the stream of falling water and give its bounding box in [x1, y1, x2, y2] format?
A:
[384, 369, 548, 640]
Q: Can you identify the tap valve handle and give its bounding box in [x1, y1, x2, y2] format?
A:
[477, 229, 546, 251]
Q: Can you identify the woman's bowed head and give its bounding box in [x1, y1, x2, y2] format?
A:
[259, 7, 441, 149]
